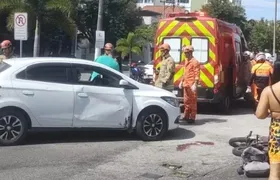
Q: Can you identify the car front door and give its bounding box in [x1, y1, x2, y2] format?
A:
[12, 63, 74, 127]
[71, 64, 133, 128]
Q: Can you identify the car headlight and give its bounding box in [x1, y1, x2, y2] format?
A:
[161, 96, 179, 107]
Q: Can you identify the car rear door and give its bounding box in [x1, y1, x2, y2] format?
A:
[12, 62, 75, 127]
[71, 63, 133, 128]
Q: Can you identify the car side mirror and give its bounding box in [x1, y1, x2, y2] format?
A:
[119, 79, 129, 87]
[119, 79, 138, 89]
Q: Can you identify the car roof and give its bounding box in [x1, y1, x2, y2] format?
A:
[3, 57, 125, 76]
[4, 57, 92, 65]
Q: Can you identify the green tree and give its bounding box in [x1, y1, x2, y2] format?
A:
[202, 0, 247, 36]
[0, 0, 76, 57]
[76, 0, 142, 45]
[248, 19, 280, 53]
[115, 32, 142, 66]
[134, 23, 157, 45]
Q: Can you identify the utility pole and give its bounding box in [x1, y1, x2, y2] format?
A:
[94, 0, 104, 60]
[163, 0, 166, 18]
[273, 0, 278, 60]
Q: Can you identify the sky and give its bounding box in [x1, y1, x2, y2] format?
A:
[243, 0, 279, 20]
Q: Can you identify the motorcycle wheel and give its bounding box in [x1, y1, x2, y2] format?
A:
[232, 146, 246, 157]
[229, 137, 247, 147]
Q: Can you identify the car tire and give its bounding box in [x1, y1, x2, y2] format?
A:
[0, 109, 28, 146]
[136, 108, 168, 141]
[219, 95, 231, 114]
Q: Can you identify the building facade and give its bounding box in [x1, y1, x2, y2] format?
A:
[137, 0, 242, 12]
[137, 0, 192, 12]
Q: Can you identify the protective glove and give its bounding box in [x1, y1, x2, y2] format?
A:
[0, 55, 6, 62]
[246, 86, 251, 93]
[191, 83, 197, 92]
[179, 81, 183, 89]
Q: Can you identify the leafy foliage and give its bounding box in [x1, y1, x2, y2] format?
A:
[134, 23, 157, 45]
[116, 32, 142, 61]
[248, 19, 280, 53]
[76, 0, 142, 46]
[202, 0, 247, 37]
[0, 0, 76, 56]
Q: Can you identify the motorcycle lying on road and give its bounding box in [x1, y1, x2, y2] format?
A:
[229, 131, 270, 178]
[229, 131, 269, 157]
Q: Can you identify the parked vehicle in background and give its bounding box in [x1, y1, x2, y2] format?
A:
[129, 61, 146, 83]
[153, 11, 250, 113]
[143, 60, 154, 84]
[0, 58, 180, 146]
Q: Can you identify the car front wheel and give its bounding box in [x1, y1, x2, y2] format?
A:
[136, 108, 168, 141]
[0, 110, 28, 146]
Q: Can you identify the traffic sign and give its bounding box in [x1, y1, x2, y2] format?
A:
[95, 30, 105, 48]
[14, 13, 28, 41]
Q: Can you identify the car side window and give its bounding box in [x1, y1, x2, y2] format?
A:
[16, 64, 71, 84]
[72, 64, 122, 88]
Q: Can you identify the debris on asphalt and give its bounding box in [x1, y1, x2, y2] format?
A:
[176, 141, 215, 151]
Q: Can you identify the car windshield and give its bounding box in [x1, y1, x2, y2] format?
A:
[148, 61, 154, 65]
[0, 62, 11, 73]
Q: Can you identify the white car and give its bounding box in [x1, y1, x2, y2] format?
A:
[0, 58, 180, 146]
[143, 60, 154, 81]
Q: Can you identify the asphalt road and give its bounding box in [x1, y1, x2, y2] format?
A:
[0, 100, 269, 180]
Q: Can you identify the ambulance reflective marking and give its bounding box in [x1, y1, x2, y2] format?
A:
[154, 19, 217, 88]
[200, 70, 213, 87]
[156, 21, 171, 37]
[191, 21, 215, 46]
[207, 21, 214, 29]
[163, 21, 179, 36]
[168, 22, 184, 36]
[174, 67, 184, 83]
[209, 49, 216, 62]
[159, 21, 167, 29]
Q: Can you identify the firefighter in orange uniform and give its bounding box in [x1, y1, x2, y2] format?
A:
[155, 43, 175, 91]
[246, 52, 273, 110]
[179, 45, 200, 124]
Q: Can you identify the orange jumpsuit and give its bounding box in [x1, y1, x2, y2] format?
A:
[250, 61, 273, 104]
[182, 57, 200, 120]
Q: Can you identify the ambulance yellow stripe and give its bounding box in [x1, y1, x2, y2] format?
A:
[159, 21, 166, 29]
[185, 24, 198, 36]
[204, 63, 214, 74]
[193, 20, 215, 46]
[174, 24, 186, 37]
[155, 36, 164, 60]
[207, 21, 214, 29]
[174, 67, 184, 83]
[160, 21, 179, 36]
[209, 49, 216, 61]
[200, 71, 213, 87]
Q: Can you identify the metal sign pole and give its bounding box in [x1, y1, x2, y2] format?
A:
[14, 12, 28, 58]
[20, 40, 22, 58]
[273, 0, 277, 60]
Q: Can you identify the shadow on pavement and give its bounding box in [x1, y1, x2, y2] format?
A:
[179, 118, 227, 126]
[164, 128, 196, 140]
[25, 130, 138, 145]
[198, 99, 254, 115]
[24, 128, 195, 145]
